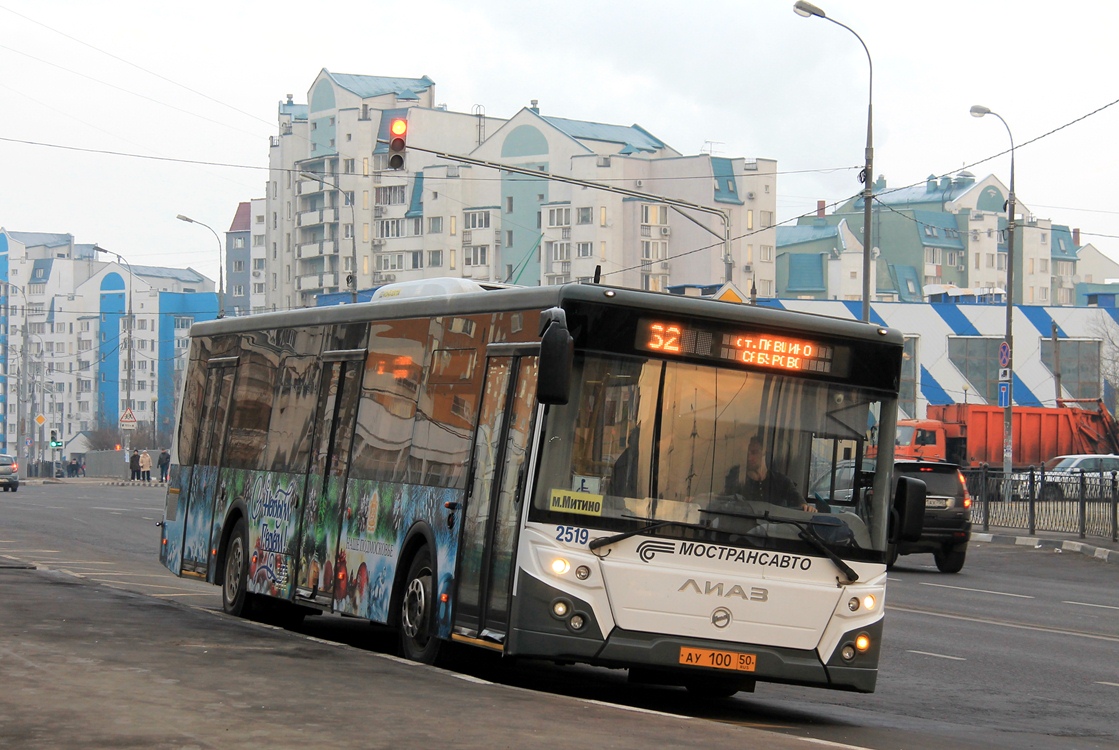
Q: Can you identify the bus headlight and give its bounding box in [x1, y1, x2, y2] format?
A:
[550, 558, 570, 575]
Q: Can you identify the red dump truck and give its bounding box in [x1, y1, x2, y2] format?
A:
[893, 399, 1119, 469]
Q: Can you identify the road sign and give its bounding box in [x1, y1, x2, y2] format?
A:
[998, 341, 1011, 368]
[998, 368, 1011, 382]
[120, 408, 138, 431]
[998, 382, 1010, 408]
[35, 414, 45, 426]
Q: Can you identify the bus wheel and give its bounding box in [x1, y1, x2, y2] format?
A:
[222, 518, 253, 618]
[399, 547, 441, 664]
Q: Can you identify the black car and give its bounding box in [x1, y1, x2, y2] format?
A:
[890, 460, 972, 573]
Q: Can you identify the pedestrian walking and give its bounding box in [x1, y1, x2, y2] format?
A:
[157, 449, 170, 483]
[129, 450, 141, 482]
[139, 450, 152, 483]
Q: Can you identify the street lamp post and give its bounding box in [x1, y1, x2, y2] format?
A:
[794, 0, 874, 322]
[970, 104, 1017, 493]
[300, 171, 359, 303]
[176, 215, 225, 318]
[95, 246, 134, 454]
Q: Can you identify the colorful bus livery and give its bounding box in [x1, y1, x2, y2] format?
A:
[160, 279, 924, 695]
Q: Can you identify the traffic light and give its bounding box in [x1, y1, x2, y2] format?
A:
[387, 117, 407, 170]
[49, 430, 62, 448]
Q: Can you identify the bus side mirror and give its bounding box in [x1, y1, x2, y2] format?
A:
[538, 307, 573, 405]
[890, 476, 925, 543]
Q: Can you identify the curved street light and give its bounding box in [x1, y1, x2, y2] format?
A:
[970, 104, 1017, 493]
[176, 214, 225, 318]
[300, 171, 359, 304]
[794, 0, 874, 322]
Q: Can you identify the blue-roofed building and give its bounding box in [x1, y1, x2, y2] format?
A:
[263, 71, 778, 309]
[780, 170, 1109, 308]
[0, 228, 217, 465]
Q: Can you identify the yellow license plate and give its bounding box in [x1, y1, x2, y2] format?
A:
[679, 646, 757, 672]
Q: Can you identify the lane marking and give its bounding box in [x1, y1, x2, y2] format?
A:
[907, 650, 966, 661]
[1096, 682, 1119, 687]
[919, 582, 1033, 598]
[152, 592, 218, 598]
[1064, 600, 1119, 611]
[890, 605, 1119, 643]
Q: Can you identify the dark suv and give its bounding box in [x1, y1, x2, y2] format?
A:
[890, 460, 971, 573]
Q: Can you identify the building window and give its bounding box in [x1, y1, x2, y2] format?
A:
[233, 284, 245, 297]
[428, 216, 443, 234]
[428, 250, 443, 268]
[375, 186, 406, 205]
[760, 245, 774, 262]
[640, 205, 666, 225]
[253, 283, 265, 294]
[464, 246, 488, 266]
[577, 242, 593, 258]
[551, 242, 570, 261]
[548, 208, 571, 227]
[577, 207, 593, 225]
[378, 219, 403, 238]
[464, 211, 490, 229]
[410, 251, 424, 270]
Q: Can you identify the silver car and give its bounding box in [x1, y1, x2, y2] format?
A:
[0, 454, 19, 492]
[1013, 454, 1119, 501]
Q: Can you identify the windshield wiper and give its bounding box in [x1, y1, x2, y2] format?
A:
[588, 517, 710, 552]
[698, 507, 860, 583]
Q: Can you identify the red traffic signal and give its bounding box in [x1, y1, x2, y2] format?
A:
[388, 118, 407, 170]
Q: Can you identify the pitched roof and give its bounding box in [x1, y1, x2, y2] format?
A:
[541, 116, 668, 153]
[229, 202, 251, 233]
[324, 71, 435, 99]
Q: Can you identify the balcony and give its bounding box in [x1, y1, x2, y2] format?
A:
[297, 240, 337, 259]
[298, 208, 337, 227]
[296, 272, 339, 292]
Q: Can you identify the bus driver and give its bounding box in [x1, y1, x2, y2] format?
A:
[726, 435, 817, 513]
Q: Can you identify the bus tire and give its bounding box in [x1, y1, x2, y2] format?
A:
[885, 543, 899, 570]
[399, 546, 441, 664]
[222, 517, 254, 618]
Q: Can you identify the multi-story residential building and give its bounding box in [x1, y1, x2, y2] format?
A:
[262, 70, 778, 308]
[225, 200, 268, 316]
[0, 229, 217, 464]
[776, 171, 1115, 306]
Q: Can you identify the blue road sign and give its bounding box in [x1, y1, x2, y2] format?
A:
[998, 382, 1010, 408]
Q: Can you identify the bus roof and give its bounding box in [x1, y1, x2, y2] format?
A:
[189, 280, 902, 347]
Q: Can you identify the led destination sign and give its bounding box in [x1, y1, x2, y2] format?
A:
[635, 318, 850, 376]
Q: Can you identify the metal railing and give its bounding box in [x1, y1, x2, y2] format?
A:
[963, 465, 1119, 542]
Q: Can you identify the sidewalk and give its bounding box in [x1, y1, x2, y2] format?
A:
[973, 526, 1119, 563]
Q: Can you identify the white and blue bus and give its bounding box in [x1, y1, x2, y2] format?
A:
[159, 279, 923, 696]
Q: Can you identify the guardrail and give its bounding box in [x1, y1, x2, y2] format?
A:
[962, 465, 1119, 542]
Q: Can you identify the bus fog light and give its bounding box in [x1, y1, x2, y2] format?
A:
[862, 594, 876, 611]
[855, 633, 871, 652]
[841, 644, 856, 661]
[847, 597, 860, 612]
[575, 565, 591, 580]
[550, 558, 570, 575]
[552, 600, 570, 618]
[569, 614, 586, 630]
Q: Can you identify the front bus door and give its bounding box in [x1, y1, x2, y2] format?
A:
[180, 356, 238, 577]
[294, 349, 364, 605]
[454, 346, 539, 644]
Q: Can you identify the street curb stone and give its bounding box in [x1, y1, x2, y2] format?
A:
[972, 532, 1116, 563]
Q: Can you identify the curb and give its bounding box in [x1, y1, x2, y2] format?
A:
[972, 532, 1117, 564]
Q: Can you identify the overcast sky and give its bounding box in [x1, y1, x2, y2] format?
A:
[3, 0, 1118, 286]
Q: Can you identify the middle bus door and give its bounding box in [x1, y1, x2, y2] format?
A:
[454, 349, 539, 642]
[294, 351, 363, 606]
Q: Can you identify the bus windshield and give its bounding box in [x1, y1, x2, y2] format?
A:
[531, 353, 893, 556]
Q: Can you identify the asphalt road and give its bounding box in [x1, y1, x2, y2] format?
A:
[2, 481, 1117, 749]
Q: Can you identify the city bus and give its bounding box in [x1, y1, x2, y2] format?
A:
[159, 278, 924, 696]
